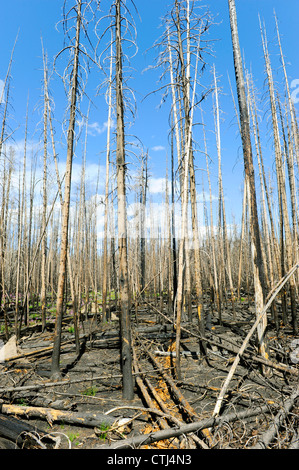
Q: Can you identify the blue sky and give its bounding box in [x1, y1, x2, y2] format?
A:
[0, 0, 298, 231]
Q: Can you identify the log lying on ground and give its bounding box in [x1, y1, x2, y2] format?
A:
[0, 437, 19, 449]
[0, 368, 159, 396]
[132, 343, 208, 449]
[3, 339, 75, 362]
[137, 337, 213, 446]
[212, 263, 299, 418]
[251, 385, 299, 449]
[0, 413, 57, 449]
[1, 403, 118, 429]
[288, 432, 299, 449]
[98, 404, 278, 449]
[3, 324, 183, 362]
[144, 346, 199, 421]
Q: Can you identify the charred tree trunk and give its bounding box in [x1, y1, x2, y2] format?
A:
[115, 0, 134, 400]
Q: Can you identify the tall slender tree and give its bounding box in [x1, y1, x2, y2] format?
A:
[41, 40, 49, 333]
[51, 0, 83, 379]
[259, 17, 297, 334]
[114, 0, 134, 400]
[102, 36, 113, 323]
[227, 0, 269, 361]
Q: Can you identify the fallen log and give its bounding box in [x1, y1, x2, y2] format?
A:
[3, 340, 75, 362]
[251, 385, 299, 449]
[212, 263, 299, 418]
[0, 374, 120, 395]
[0, 437, 19, 449]
[0, 368, 160, 397]
[142, 344, 198, 421]
[288, 432, 299, 449]
[0, 413, 57, 449]
[98, 404, 278, 449]
[131, 345, 171, 433]
[141, 287, 299, 378]
[1, 403, 118, 429]
[138, 337, 213, 446]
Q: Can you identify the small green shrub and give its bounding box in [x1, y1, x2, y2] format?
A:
[68, 432, 79, 443]
[81, 386, 98, 396]
[97, 423, 110, 441]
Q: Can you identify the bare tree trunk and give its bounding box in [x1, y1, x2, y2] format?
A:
[246, 73, 278, 327]
[275, 12, 299, 176]
[0, 83, 12, 327]
[51, 0, 82, 379]
[202, 109, 221, 319]
[260, 18, 297, 334]
[139, 152, 148, 297]
[16, 97, 29, 339]
[102, 38, 113, 323]
[0, 148, 13, 340]
[48, 89, 78, 349]
[115, 0, 134, 400]
[170, 123, 178, 309]
[41, 42, 48, 332]
[213, 66, 235, 317]
[228, 0, 268, 361]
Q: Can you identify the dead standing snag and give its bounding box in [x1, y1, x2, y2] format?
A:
[51, 0, 92, 379]
[227, 0, 269, 366]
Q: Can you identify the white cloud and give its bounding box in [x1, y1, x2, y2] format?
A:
[197, 191, 218, 203]
[86, 119, 116, 136]
[151, 145, 165, 152]
[148, 177, 168, 194]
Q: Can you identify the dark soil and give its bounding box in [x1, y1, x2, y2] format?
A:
[0, 297, 298, 449]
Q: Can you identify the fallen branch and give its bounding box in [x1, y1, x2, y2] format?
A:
[139, 339, 199, 421]
[3, 339, 76, 362]
[138, 337, 213, 446]
[0, 373, 123, 395]
[251, 385, 299, 449]
[212, 263, 299, 417]
[0, 368, 160, 396]
[1, 403, 117, 428]
[141, 297, 298, 377]
[132, 342, 207, 448]
[98, 404, 278, 449]
[0, 412, 57, 449]
[154, 348, 298, 377]
[288, 432, 299, 449]
[132, 343, 170, 431]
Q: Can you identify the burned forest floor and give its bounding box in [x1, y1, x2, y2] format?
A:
[0, 294, 298, 450]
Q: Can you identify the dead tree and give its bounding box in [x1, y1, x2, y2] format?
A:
[101, 35, 114, 323]
[41, 40, 49, 333]
[227, 0, 269, 361]
[162, 0, 213, 376]
[259, 17, 297, 334]
[51, 0, 85, 379]
[114, 0, 135, 400]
